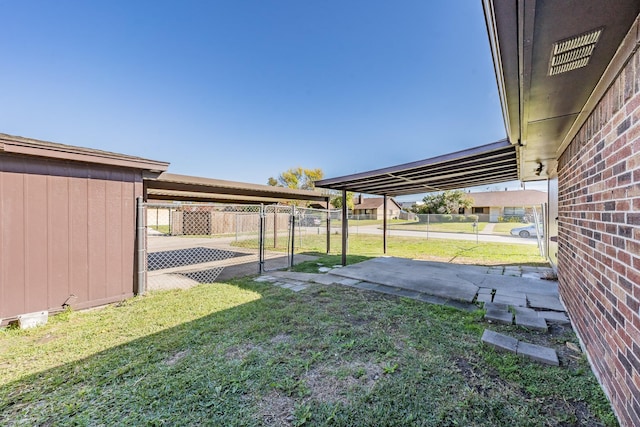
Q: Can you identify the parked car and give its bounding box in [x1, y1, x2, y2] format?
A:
[299, 215, 322, 226]
[510, 224, 542, 238]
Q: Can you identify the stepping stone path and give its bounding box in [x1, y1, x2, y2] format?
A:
[482, 329, 559, 366]
[253, 275, 309, 292]
[478, 277, 568, 365]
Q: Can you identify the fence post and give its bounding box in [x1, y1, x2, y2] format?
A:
[290, 206, 296, 268]
[326, 204, 331, 254]
[135, 197, 146, 295]
[259, 205, 264, 274]
[273, 207, 277, 248]
[426, 214, 430, 240]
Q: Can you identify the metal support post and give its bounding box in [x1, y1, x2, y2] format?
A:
[383, 195, 388, 254]
[258, 204, 265, 274]
[341, 190, 348, 266]
[290, 205, 296, 268]
[326, 198, 331, 254]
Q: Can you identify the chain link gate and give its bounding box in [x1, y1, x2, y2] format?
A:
[143, 202, 336, 290]
[260, 205, 294, 271]
[145, 203, 262, 290]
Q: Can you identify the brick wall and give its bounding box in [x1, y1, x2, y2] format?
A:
[557, 47, 640, 426]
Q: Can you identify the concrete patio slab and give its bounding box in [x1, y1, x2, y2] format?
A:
[493, 293, 527, 307]
[484, 302, 508, 310]
[512, 306, 537, 316]
[350, 281, 384, 292]
[458, 273, 558, 297]
[538, 311, 570, 324]
[329, 257, 479, 303]
[527, 293, 565, 311]
[269, 271, 327, 283]
[476, 293, 493, 304]
[485, 310, 513, 325]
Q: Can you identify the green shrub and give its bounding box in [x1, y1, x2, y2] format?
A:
[441, 214, 453, 222]
[467, 215, 479, 222]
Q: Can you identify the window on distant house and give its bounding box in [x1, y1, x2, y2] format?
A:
[473, 207, 487, 214]
[458, 208, 465, 214]
[504, 207, 526, 216]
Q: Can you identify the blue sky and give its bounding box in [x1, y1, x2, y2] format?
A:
[2, 1, 534, 197]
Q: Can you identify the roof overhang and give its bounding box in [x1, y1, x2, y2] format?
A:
[0, 133, 169, 173]
[482, 0, 640, 180]
[145, 172, 331, 204]
[315, 139, 518, 196]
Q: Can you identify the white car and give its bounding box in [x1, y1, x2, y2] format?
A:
[510, 224, 542, 238]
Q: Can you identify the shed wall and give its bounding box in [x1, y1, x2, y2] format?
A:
[0, 154, 143, 320]
[557, 47, 640, 426]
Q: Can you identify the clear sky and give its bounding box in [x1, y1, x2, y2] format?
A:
[2, 1, 539, 198]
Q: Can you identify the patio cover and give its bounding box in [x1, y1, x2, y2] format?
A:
[314, 139, 518, 196]
[145, 172, 331, 204]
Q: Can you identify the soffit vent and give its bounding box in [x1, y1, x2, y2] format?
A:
[549, 28, 602, 76]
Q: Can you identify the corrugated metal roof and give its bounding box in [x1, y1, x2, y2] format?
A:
[315, 139, 518, 196]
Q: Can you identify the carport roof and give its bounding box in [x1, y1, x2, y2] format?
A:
[145, 172, 331, 204]
[315, 139, 518, 196]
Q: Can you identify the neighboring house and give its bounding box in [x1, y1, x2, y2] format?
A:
[399, 201, 424, 211]
[352, 195, 402, 220]
[463, 190, 547, 222]
[307, 201, 331, 210]
[484, 2, 640, 424]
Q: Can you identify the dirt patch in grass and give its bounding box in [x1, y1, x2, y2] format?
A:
[270, 333, 292, 345]
[256, 391, 296, 426]
[225, 343, 261, 362]
[163, 349, 190, 366]
[304, 361, 382, 404]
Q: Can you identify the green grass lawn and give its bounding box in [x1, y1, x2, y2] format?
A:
[331, 219, 409, 227]
[259, 233, 546, 266]
[148, 224, 170, 234]
[387, 221, 488, 234]
[0, 280, 616, 426]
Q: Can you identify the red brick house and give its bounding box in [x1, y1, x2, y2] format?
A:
[483, 1, 640, 424]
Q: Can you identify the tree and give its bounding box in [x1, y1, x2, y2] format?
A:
[416, 190, 473, 214]
[267, 167, 323, 191]
[330, 191, 354, 209]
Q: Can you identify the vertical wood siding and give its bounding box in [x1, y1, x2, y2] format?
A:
[0, 155, 142, 320]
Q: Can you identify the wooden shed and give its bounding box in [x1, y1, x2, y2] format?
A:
[0, 133, 168, 323]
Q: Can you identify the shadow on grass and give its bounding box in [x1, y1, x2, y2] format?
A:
[0, 277, 613, 426]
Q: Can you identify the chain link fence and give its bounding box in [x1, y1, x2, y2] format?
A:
[144, 203, 339, 290]
[145, 203, 262, 290]
[143, 202, 547, 290]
